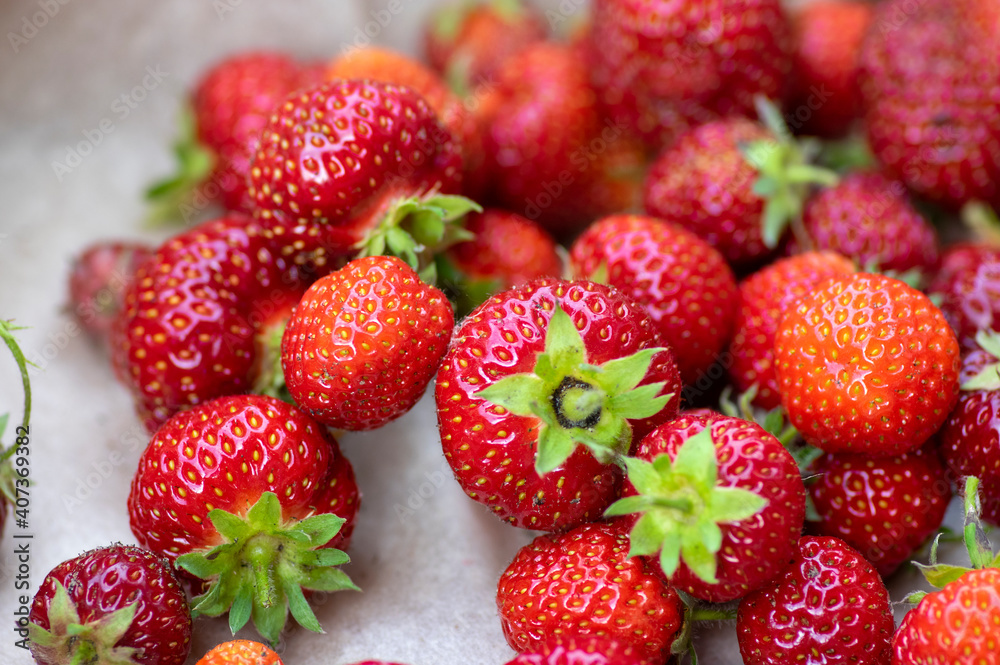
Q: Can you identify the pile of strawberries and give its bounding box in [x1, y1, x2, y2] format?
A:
[3, 0, 1000, 663]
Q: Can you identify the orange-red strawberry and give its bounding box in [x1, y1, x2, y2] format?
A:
[68, 241, 153, 342]
[281, 256, 454, 431]
[927, 243, 1000, 349]
[497, 522, 684, 665]
[435, 279, 681, 531]
[196, 640, 282, 665]
[127, 395, 360, 645]
[774, 273, 961, 456]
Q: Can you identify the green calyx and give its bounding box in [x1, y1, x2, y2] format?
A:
[0, 320, 34, 505]
[962, 201, 1000, 246]
[176, 492, 358, 646]
[605, 429, 768, 585]
[741, 96, 840, 250]
[475, 307, 672, 476]
[961, 330, 1000, 392]
[144, 106, 216, 227]
[28, 581, 140, 665]
[356, 192, 480, 284]
[817, 134, 876, 174]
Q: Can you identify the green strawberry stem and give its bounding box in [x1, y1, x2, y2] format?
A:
[28, 582, 140, 665]
[0, 320, 33, 506]
[475, 307, 672, 475]
[144, 106, 216, 227]
[605, 429, 768, 585]
[176, 491, 358, 646]
[960, 330, 1000, 391]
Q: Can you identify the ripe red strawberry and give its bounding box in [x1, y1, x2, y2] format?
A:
[68, 241, 153, 341]
[608, 412, 805, 603]
[110, 215, 325, 431]
[281, 255, 454, 431]
[127, 395, 360, 645]
[196, 640, 282, 665]
[424, 0, 547, 92]
[568, 214, 739, 386]
[736, 536, 894, 665]
[858, 0, 1000, 209]
[28, 544, 192, 665]
[787, 1, 873, 137]
[791, 171, 940, 277]
[927, 242, 1000, 349]
[774, 272, 961, 456]
[807, 446, 951, 577]
[729, 251, 855, 409]
[505, 637, 652, 665]
[587, 0, 791, 150]
[435, 279, 681, 531]
[497, 522, 684, 665]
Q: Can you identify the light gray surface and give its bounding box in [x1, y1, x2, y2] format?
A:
[0, 1, 962, 663]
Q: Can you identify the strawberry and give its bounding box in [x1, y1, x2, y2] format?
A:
[938, 331, 1000, 526]
[127, 394, 360, 645]
[496, 522, 684, 665]
[196, 640, 282, 665]
[927, 242, 1000, 350]
[281, 255, 454, 431]
[568, 214, 739, 386]
[110, 215, 325, 431]
[736, 536, 894, 665]
[28, 544, 192, 665]
[587, 0, 791, 150]
[791, 171, 940, 278]
[435, 278, 681, 531]
[504, 636, 652, 665]
[774, 272, 961, 456]
[858, 0, 1000, 209]
[787, 1, 873, 137]
[807, 446, 951, 577]
[729, 251, 856, 409]
[68, 241, 153, 342]
[607, 412, 805, 603]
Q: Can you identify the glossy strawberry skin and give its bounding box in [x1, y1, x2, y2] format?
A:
[774, 273, 961, 456]
[891, 568, 1000, 664]
[643, 118, 776, 266]
[624, 412, 806, 603]
[730, 252, 855, 409]
[497, 522, 684, 665]
[807, 447, 951, 577]
[737, 537, 894, 665]
[587, 0, 791, 150]
[568, 214, 739, 386]
[250, 80, 463, 253]
[69, 241, 153, 340]
[281, 256, 454, 431]
[435, 279, 681, 531]
[794, 172, 939, 276]
[127, 395, 359, 563]
[927, 243, 1000, 349]
[504, 636, 653, 665]
[196, 640, 283, 665]
[29, 545, 192, 665]
[110, 215, 325, 431]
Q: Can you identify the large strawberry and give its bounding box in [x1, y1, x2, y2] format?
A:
[281, 256, 453, 431]
[858, 0, 1000, 209]
[729, 251, 855, 409]
[568, 214, 739, 386]
[736, 536, 894, 665]
[774, 272, 961, 456]
[504, 637, 652, 665]
[28, 544, 192, 665]
[927, 242, 1000, 349]
[127, 395, 360, 645]
[68, 241, 153, 342]
[587, 0, 791, 150]
[497, 522, 684, 665]
[607, 412, 805, 603]
[435, 278, 681, 531]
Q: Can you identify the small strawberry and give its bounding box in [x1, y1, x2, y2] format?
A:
[28, 544, 192, 665]
[497, 522, 684, 665]
[435, 279, 681, 531]
[729, 251, 856, 409]
[927, 242, 1000, 350]
[281, 255, 453, 431]
[68, 241, 153, 341]
[607, 412, 806, 603]
[127, 395, 360, 645]
[196, 640, 282, 665]
[568, 214, 739, 386]
[504, 636, 652, 665]
[807, 446, 951, 577]
[736, 536, 894, 665]
[774, 272, 961, 456]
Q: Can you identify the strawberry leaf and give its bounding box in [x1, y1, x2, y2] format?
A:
[913, 562, 972, 589]
[535, 425, 580, 475]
